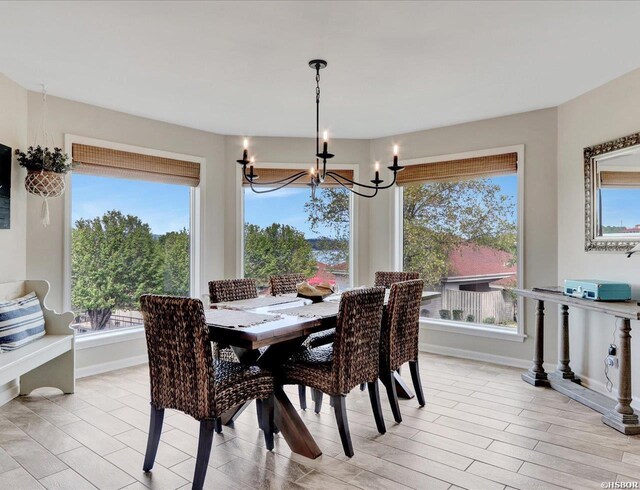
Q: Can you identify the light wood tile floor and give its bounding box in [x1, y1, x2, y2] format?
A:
[0, 353, 639, 489]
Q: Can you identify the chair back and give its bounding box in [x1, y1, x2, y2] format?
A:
[332, 287, 385, 393]
[140, 295, 215, 420]
[270, 273, 306, 296]
[374, 271, 419, 288]
[208, 279, 258, 303]
[381, 279, 424, 371]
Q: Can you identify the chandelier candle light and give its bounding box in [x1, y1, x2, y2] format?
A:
[237, 59, 404, 198]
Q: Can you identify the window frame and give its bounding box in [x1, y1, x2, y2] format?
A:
[392, 144, 526, 342]
[237, 161, 359, 289]
[63, 134, 205, 345]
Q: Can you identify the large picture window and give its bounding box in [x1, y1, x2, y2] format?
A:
[69, 143, 199, 335]
[243, 182, 352, 294]
[400, 152, 519, 330]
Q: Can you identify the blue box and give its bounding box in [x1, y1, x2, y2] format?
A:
[564, 279, 631, 301]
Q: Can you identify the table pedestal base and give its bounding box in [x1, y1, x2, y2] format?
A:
[393, 371, 415, 399]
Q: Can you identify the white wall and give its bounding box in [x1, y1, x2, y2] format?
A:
[0, 74, 27, 282]
[367, 108, 559, 364]
[557, 67, 640, 402]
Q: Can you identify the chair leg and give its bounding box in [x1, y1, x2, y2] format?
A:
[215, 417, 223, 434]
[360, 383, 366, 391]
[313, 388, 323, 414]
[298, 385, 307, 410]
[367, 381, 386, 434]
[382, 372, 402, 423]
[332, 395, 354, 457]
[261, 395, 275, 450]
[256, 399, 264, 430]
[143, 405, 164, 472]
[409, 359, 426, 407]
[193, 419, 216, 490]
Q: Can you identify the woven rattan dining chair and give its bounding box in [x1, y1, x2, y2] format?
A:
[208, 279, 259, 363]
[209, 278, 258, 303]
[269, 273, 306, 296]
[281, 287, 387, 457]
[379, 279, 425, 423]
[268, 273, 338, 410]
[140, 295, 275, 490]
[374, 271, 420, 288]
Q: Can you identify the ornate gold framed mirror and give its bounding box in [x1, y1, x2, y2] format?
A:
[585, 131, 640, 252]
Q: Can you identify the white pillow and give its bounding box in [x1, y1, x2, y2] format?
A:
[0, 292, 46, 352]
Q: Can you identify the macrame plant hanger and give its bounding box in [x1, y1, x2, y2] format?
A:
[25, 85, 65, 226]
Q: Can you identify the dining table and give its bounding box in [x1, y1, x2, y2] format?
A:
[205, 290, 440, 459]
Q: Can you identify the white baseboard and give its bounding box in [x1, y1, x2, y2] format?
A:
[75, 354, 148, 379]
[0, 380, 20, 407]
[419, 342, 531, 369]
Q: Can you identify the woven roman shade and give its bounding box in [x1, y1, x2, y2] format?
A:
[396, 152, 518, 186]
[242, 168, 354, 188]
[72, 143, 200, 187]
[600, 171, 640, 189]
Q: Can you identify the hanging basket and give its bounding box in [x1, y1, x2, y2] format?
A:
[25, 170, 65, 198]
[24, 170, 66, 227]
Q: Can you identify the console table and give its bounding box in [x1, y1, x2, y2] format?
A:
[515, 288, 640, 435]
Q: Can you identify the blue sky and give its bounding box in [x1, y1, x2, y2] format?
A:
[244, 187, 339, 237]
[72, 174, 190, 235]
[601, 189, 640, 228]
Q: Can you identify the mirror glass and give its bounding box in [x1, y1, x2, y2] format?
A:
[595, 146, 640, 238]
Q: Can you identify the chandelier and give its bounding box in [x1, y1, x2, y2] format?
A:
[237, 59, 405, 198]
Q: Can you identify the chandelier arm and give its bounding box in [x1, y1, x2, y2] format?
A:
[247, 173, 309, 194]
[324, 173, 380, 198]
[242, 166, 308, 186]
[325, 170, 397, 191]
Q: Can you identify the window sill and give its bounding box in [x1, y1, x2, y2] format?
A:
[420, 318, 527, 342]
[75, 327, 145, 350]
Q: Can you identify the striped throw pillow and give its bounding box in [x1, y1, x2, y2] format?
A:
[0, 292, 46, 352]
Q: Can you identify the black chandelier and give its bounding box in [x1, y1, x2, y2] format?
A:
[237, 59, 404, 198]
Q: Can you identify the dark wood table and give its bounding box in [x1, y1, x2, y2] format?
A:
[206, 298, 329, 459]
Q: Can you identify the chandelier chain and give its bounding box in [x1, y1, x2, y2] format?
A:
[315, 65, 321, 177]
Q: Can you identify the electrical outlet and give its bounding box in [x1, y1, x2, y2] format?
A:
[606, 355, 619, 368]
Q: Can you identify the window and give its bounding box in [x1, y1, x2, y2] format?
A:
[399, 151, 520, 330]
[69, 142, 199, 335]
[243, 178, 352, 294]
[598, 171, 640, 236]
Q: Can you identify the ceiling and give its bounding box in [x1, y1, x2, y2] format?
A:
[2, 1, 640, 139]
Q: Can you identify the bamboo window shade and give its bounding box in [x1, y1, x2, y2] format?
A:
[241, 168, 354, 188]
[72, 143, 200, 187]
[396, 152, 518, 186]
[599, 171, 640, 188]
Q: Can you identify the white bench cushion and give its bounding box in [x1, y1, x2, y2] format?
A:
[0, 335, 73, 387]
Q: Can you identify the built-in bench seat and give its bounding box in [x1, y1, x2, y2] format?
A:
[0, 280, 75, 403]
